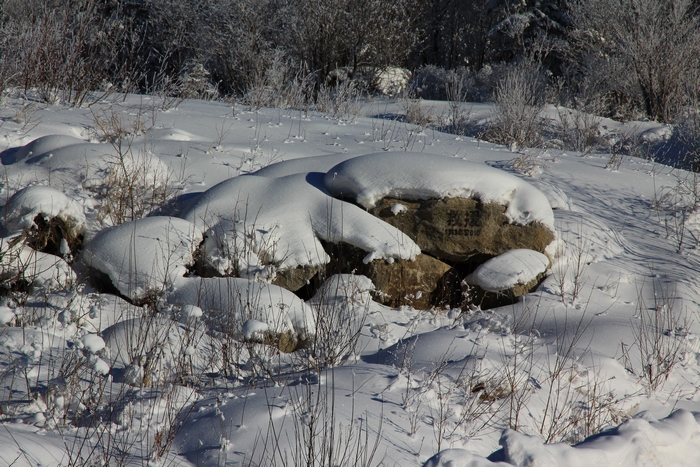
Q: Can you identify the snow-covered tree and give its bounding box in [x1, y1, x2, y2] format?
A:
[567, 0, 700, 122]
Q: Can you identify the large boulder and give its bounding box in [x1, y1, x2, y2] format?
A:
[324, 242, 456, 309]
[271, 265, 323, 292]
[464, 249, 550, 308]
[368, 254, 457, 309]
[368, 197, 555, 263]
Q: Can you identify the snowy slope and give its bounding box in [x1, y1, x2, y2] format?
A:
[0, 92, 698, 467]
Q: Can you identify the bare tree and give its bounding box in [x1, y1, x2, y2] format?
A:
[568, 0, 700, 122]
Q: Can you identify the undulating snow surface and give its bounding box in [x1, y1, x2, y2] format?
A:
[0, 93, 699, 467]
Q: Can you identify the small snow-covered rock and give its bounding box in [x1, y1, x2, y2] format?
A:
[465, 249, 549, 293]
[102, 316, 220, 385]
[178, 304, 203, 324]
[3, 185, 86, 235]
[0, 238, 76, 291]
[311, 274, 375, 304]
[80, 217, 201, 302]
[242, 319, 269, 340]
[169, 276, 316, 341]
[90, 355, 110, 375]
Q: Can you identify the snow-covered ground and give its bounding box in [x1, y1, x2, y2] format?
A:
[1, 92, 699, 466]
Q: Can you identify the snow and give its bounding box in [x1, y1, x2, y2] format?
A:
[0, 238, 76, 290]
[425, 410, 700, 467]
[466, 249, 550, 292]
[0, 306, 15, 325]
[81, 333, 105, 353]
[0, 93, 699, 467]
[179, 171, 420, 276]
[242, 319, 269, 339]
[168, 276, 316, 338]
[79, 216, 201, 301]
[3, 185, 86, 234]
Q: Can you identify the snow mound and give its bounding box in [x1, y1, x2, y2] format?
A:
[80, 217, 201, 301]
[251, 153, 359, 178]
[324, 152, 555, 229]
[81, 333, 105, 354]
[0, 306, 15, 325]
[179, 172, 419, 277]
[5, 134, 85, 164]
[145, 127, 202, 142]
[425, 409, 700, 467]
[168, 276, 316, 339]
[0, 237, 75, 290]
[310, 273, 375, 305]
[3, 185, 86, 234]
[465, 249, 549, 292]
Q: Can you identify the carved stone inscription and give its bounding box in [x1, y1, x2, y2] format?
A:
[368, 196, 554, 263]
[445, 208, 481, 236]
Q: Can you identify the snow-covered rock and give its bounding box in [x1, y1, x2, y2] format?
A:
[3, 185, 86, 235]
[102, 316, 220, 385]
[324, 152, 555, 229]
[80, 216, 201, 301]
[179, 172, 419, 279]
[168, 276, 316, 342]
[466, 249, 550, 293]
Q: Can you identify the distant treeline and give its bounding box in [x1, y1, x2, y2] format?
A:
[1, 0, 699, 123]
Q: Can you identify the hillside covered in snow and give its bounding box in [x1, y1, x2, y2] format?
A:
[0, 92, 700, 467]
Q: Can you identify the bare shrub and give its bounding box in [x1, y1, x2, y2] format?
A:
[0, 0, 132, 106]
[509, 150, 548, 177]
[673, 104, 700, 170]
[554, 106, 603, 155]
[651, 168, 700, 253]
[89, 108, 178, 225]
[315, 79, 363, 122]
[568, 0, 700, 122]
[630, 280, 690, 393]
[484, 60, 547, 150]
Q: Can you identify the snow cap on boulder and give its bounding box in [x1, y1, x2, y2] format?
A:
[324, 152, 555, 229]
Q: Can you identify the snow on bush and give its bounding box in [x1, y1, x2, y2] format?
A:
[372, 67, 411, 96]
[79, 216, 201, 301]
[168, 276, 316, 340]
[324, 152, 555, 229]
